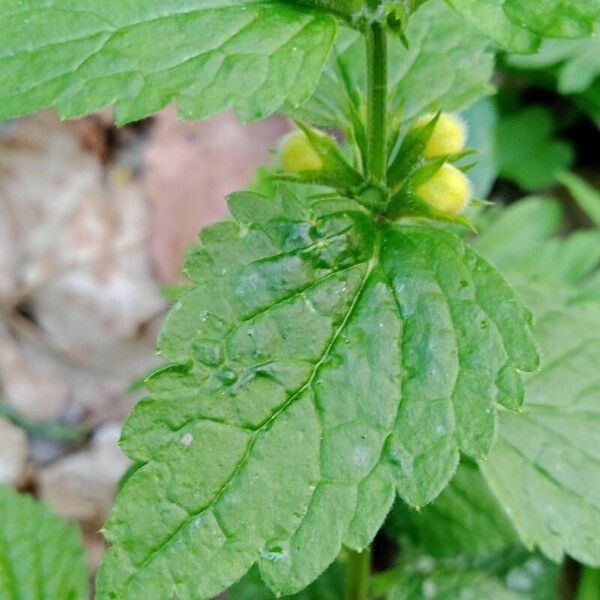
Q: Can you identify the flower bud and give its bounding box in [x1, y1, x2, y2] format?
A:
[415, 163, 471, 215]
[411, 113, 467, 158]
[280, 130, 324, 174]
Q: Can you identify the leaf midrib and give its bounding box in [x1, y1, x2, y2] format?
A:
[120, 257, 377, 593]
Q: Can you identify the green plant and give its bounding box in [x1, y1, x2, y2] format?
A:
[1, 1, 600, 599]
[0, 486, 89, 598]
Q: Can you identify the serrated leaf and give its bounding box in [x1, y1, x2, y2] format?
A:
[480, 296, 600, 566]
[0, 486, 89, 600]
[0, 1, 337, 124]
[290, 1, 495, 129]
[389, 462, 518, 558]
[446, 0, 600, 54]
[97, 184, 537, 599]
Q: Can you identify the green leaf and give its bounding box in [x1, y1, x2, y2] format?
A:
[446, 0, 600, 54]
[473, 197, 564, 272]
[0, 486, 89, 600]
[480, 295, 600, 566]
[507, 31, 600, 94]
[229, 561, 344, 600]
[576, 79, 600, 127]
[97, 185, 537, 598]
[389, 462, 518, 559]
[461, 99, 499, 200]
[488, 548, 561, 600]
[473, 196, 600, 288]
[577, 567, 600, 600]
[494, 107, 574, 190]
[386, 567, 523, 600]
[291, 1, 495, 129]
[377, 545, 560, 599]
[0, 1, 337, 124]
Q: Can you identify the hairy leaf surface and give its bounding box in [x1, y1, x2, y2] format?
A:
[0, 486, 89, 600]
[0, 1, 336, 124]
[97, 185, 537, 598]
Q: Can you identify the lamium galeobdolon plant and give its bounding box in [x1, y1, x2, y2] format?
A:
[1, 0, 600, 598]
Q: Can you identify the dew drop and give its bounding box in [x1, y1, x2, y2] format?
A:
[260, 546, 288, 562]
[181, 433, 193, 447]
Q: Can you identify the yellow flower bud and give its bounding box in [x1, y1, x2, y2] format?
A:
[415, 163, 471, 215]
[280, 130, 324, 173]
[412, 113, 467, 158]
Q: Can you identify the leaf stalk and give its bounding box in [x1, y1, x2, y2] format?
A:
[345, 547, 371, 600]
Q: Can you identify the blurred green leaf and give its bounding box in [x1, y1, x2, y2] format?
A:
[473, 197, 563, 270]
[0, 486, 89, 599]
[494, 107, 574, 190]
[461, 99, 499, 199]
[508, 31, 600, 94]
[389, 461, 518, 559]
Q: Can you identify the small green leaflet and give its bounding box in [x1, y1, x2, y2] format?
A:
[446, 0, 600, 54]
[97, 185, 537, 599]
[0, 1, 336, 124]
[291, 0, 495, 129]
[0, 486, 89, 600]
[480, 294, 600, 566]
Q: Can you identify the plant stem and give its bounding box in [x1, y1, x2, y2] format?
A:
[345, 548, 371, 600]
[365, 19, 388, 186]
[576, 567, 600, 600]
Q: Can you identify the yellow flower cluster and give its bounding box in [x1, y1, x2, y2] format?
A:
[412, 113, 471, 215]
